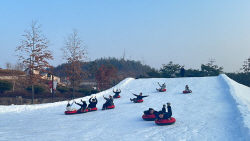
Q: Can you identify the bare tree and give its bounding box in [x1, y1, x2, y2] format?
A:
[16, 19, 53, 104]
[6, 62, 12, 70]
[241, 57, 250, 73]
[61, 28, 88, 99]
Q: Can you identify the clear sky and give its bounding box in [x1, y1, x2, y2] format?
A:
[1, 0, 250, 72]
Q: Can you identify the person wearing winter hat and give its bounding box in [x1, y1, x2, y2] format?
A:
[87, 96, 98, 110]
[75, 100, 87, 112]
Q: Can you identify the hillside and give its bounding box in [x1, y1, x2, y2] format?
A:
[1, 74, 250, 141]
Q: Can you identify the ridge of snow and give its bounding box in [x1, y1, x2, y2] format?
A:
[220, 74, 250, 141]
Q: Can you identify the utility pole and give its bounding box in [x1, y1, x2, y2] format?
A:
[52, 73, 54, 102]
[31, 37, 35, 104]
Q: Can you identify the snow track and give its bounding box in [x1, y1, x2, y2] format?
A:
[1, 74, 250, 141]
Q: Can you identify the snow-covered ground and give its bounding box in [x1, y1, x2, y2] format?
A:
[1, 74, 250, 141]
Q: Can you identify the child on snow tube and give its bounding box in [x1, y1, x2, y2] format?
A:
[156, 82, 166, 91]
[158, 103, 172, 120]
[130, 93, 149, 102]
[183, 85, 192, 93]
[113, 89, 121, 98]
[66, 100, 77, 111]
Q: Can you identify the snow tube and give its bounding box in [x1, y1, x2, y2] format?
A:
[90, 107, 98, 111]
[142, 114, 156, 121]
[155, 117, 176, 125]
[158, 89, 166, 92]
[64, 110, 78, 115]
[107, 105, 115, 109]
[183, 90, 192, 93]
[134, 99, 143, 103]
[64, 109, 89, 115]
[113, 95, 121, 98]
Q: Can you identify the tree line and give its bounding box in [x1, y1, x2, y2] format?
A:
[1, 19, 250, 105]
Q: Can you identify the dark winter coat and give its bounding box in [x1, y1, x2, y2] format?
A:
[104, 97, 114, 106]
[75, 102, 87, 110]
[113, 90, 121, 96]
[88, 98, 98, 108]
[133, 94, 147, 100]
[162, 107, 166, 113]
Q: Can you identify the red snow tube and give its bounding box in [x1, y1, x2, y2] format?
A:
[155, 117, 176, 125]
[113, 95, 121, 98]
[134, 99, 143, 103]
[158, 89, 166, 92]
[64, 109, 89, 115]
[183, 90, 191, 93]
[90, 107, 98, 111]
[65, 110, 77, 115]
[107, 105, 115, 109]
[142, 114, 156, 121]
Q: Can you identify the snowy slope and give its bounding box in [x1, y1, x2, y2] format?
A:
[1, 75, 250, 141]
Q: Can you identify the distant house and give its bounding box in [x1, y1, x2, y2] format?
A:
[40, 72, 60, 83]
[24, 68, 60, 83]
[24, 68, 39, 75]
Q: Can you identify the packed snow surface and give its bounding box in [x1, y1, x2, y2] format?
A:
[1, 74, 250, 141]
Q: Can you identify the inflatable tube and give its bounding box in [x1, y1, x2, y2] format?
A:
[183, 90, 192, 93]
[107, 105, 115, 109]
[113, 95, 121, 98]
[134, 99, 143, 103]
[158, 89, 166, 92]
[65, 109, 89, 115]
[65, 110, 78, 115]
[155, 117, 176, 125]
[90, 107, 98, 111]
[142, 114, 156, 121]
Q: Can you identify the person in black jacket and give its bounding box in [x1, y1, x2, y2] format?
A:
[162, 104, 166, 113]
[102, 95, 114, 110]
[130, 93, 149, 102]
[87, 96, 98, 110]
[143, 108, 160, 119]
[158, 102, 172, 120]
[113, 89, 121, 97]
[75, 100, 87, 112]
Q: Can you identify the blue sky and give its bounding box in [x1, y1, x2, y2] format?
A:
[1, 0, 250, 72]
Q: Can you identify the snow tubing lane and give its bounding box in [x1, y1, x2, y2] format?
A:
[155, 117, 176, 125]
[113, 95, 121, 98]
[134, 99, 143, 103]
[158, 89, 166, 92]
[107, 105, 115, 109]
[64, 109, 89, 115]
[183, 90, 191, 94]
[142, 114, 156, 121]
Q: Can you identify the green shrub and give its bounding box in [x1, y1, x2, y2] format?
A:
[57, 87, 69, 93]
[78, 89, 91, 96]
[0, 80, 12, 93]
[91, 89, 99, 94]
[26, 85, 45, 94]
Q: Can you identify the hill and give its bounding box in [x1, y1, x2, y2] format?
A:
[0, 74, 250, 140]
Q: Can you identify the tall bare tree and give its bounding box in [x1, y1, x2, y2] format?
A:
[16, 20, 53, 104]
[241, 57, 250, 73]
[61, 28, 88, 99]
